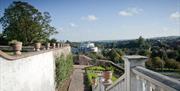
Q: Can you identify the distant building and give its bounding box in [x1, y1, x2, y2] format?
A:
[71, 47, 79, 54]
[79, 42, 98, 53]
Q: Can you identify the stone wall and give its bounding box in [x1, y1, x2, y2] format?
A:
[78, 55, 92, 65]
[78, 55, 124, 70]
[0, 46, 71, 91]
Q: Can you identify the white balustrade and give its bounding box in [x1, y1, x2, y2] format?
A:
[132, 66, 180, 91]
[98, 55, 180, 91]
[106, 74, 126, 91]
[92, 76, 105, 91]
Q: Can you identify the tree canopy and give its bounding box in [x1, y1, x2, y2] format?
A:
[103, 49, 123, 63]
[0, 1, 58, 45]
[151, 57, 165, 69]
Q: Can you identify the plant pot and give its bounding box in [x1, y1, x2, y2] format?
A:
[45, 43, 50, 50]
[35, 42, 41, 51]
[103, 71, 112, 81]
[12, 42, 22, 55]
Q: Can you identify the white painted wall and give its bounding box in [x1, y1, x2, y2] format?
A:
[0, 46, 71, 91]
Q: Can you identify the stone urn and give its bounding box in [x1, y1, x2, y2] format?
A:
[34, 42, 41, 51]
[92, 77, 97, 85]
[103, 70, 112, 81]
[45, 43, 50, 50]
[52, 43, 56, 48]
[12, 42, 22, 55]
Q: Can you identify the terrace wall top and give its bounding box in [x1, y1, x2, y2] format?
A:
[0, 45, 70, 61]
[124, 55, 148, 60]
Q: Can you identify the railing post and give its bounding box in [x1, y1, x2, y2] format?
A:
[123, 55, 148, 91]
[146, 81, 151, 91]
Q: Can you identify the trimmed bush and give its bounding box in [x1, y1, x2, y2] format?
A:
[85, 66, 105, 71]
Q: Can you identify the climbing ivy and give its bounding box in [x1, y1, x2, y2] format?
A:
[55, 54, 73, 87]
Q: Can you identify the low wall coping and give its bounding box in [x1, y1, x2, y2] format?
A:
[79, 55, 92, 60]
[97, 59, 124, 70]
[124, 55, 147, 60]
[0, 46, 70, 61]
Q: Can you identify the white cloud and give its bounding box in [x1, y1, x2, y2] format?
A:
[118, 8, 143, 16]
[81, 15, 98, 21]
[162, 27, 168, 31]
[170, 11, 180, 21]
[69, 23, 77, 27]
[59, 27, 64, 31]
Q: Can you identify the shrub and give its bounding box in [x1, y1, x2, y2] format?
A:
[55, 54, 73, 87]
[151, 57, 165, 69]
[85, 66, 105, 71]
[165, 59, 180, 69]
[86, 71, 97, 86]
[145, 59, 153, 69]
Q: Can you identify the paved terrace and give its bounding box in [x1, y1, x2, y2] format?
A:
[68, 65, 90, 91]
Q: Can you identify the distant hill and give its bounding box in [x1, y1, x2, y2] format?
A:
[90, 36, 180, 43]
[149, 36, 180, 40]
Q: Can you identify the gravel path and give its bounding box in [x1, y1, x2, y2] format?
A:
[68, 65, 90, 91]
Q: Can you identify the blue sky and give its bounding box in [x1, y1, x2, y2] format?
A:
[0, 0, 180, 42]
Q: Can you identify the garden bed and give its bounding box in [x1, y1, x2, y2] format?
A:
[85, 66, 118, 89]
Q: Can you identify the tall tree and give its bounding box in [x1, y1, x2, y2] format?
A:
[0, 1, 58, 45]
[137, 36, 150, 49]
[0, 33, 8, 45]
[108, 49, 121, 63]
[138, 36, 145, 47]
